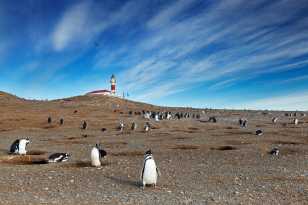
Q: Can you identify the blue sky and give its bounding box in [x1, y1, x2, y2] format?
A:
[1, 0, 308, 110]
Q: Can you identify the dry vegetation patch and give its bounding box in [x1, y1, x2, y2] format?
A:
[170, 144, 200, 150]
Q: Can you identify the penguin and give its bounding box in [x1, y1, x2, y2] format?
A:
[256, 129, 263, 136]
[81, 121, 87, 130]
[272, 117, 278, 124]
[9, 138, 30, 155]
[48, 153, 70, 163]
[242, 120, 247, 128]
[118, 121, 124, 132]
[48, 116, 52, 124]
[91, 144, 107, 167]
[141, 150, 160, 188]
[155, 114, 159, 122]
[209, 116, 217, 123]
[239, 118, 243, 126]
[144, 122, 150, 132]
[270, 148, 279, 156]
[131, 122, 137, 130]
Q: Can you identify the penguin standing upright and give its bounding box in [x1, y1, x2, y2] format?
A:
[9, 138, 30, 155]
[144, 122, 150, 132]
[131, 122, 137, 130]
[91, 144, 107, 167]
[141, 150, 160, 188]
[119, 121, 125, 132]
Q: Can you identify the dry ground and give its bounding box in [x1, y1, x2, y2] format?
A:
[0, 92, 307, 204]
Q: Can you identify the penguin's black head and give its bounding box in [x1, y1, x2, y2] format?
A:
[145, 149, 152, 155]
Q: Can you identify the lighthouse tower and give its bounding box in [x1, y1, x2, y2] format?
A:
[110, 74, 116, 95]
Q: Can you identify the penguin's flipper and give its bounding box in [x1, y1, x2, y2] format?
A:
[141, 163, 145, 180]
[99, 149, 107, 158]
[156, 167, 161, 177]
[9, 140, 19, 154]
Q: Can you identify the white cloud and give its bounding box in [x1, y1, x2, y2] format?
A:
[92, 0, 308, 106]
[52, 1, 93, 51]
[242, 91, 308, 111]
[147, 0, 195, 29]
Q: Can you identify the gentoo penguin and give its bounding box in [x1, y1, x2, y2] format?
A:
[48, 153, 70, 163]
[91, 144, 107, 167]
[131, 122, 137, 130]
[256, 129, 263, 136]
[9, 138, 30, 155]
[141, 150, 160, 188]
[270, 148, 279, 156]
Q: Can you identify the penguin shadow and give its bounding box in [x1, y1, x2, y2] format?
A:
[105, 175, 140, 188]
[210, 146, 237, 151]
[63, 160, 111, 168]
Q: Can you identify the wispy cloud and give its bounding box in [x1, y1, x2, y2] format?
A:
[147, 0, 196, 29]
[111, 0, 308, 104]
[51, 0, 144, 52]
[242, 91, 308, 111]
[51, 1, 95, 51]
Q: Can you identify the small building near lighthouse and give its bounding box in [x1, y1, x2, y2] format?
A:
[86, 74, 117, 96]
[86, 89, 111, 96]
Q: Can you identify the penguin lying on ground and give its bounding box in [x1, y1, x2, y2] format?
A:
[141, 149, 160, 188]
[256, 129, 263, 136]
[9, 138, 30, 155]
[91, 144, 107, 167]
[48, 153, 70, 163]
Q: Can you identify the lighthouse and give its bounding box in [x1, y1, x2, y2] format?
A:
[110, 74, 116, 95]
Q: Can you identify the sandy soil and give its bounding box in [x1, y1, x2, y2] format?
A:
[0, 92, 307, 205]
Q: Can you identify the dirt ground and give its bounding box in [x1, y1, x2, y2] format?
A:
[0, 92, 307, 205]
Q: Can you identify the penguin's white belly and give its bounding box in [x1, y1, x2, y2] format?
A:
[91, 149, 101, 167]
[18, 146, 27, 155]
[143, 160, 157, 184]
[18, 149, 26, 155]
